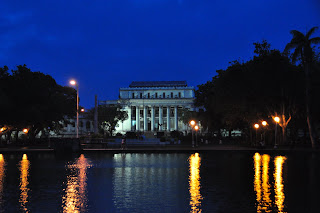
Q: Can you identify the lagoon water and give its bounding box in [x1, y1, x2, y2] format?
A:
[0, 151, 319, 213]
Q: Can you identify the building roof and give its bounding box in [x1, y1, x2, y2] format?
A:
[129, 81, 187, 88]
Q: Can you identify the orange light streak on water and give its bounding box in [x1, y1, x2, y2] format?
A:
[0, 154, 5, 206]
[62, 154, 91, 213]
[19, 154, 30, 212]
[189, 153, 202, 213]
[274, 156, 286, 213]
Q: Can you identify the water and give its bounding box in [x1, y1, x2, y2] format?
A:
[0, 151, 319, 213]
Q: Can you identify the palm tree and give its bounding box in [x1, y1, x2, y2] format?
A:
[284, 27, 320, 148]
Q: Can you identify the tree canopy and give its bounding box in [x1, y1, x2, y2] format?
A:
[195, 41, 309, 143]
[0, 65, 76, 140]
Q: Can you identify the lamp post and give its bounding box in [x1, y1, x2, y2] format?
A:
[254, 124, 259, 147]
[262, 121, 267, 146]
[273, 116, 280, 148]
[194, 125, 199, 147]
[70, 80, 79, 138]
[189, 120, 196, 147]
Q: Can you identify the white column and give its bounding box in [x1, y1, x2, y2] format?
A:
[174, 106, 178, 130]
[167, 106, 170, 131]
[151, 106, 155, 131]
[136, 106, 140, 131]
[159, 106, 163, 131]
[128, 106, 132, 131]
[144, 106, 147, 131]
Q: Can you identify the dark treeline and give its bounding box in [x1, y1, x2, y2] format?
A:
[0, 65, 76, 143]
[195, 28, 320, 147]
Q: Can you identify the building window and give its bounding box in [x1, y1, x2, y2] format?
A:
[179, 92, 181, 98]
[86, 121, 91, 130]
[171, 92, 173, 98]
[140, 93, 142, 99]
[163, 92, 165, 98]
[155, 93, 158, 98]
[132, 93, 135, 99]
[148, 93, 150, 98]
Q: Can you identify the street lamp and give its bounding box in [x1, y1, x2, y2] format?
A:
[70, 80, 79, 138]
[262, 121, 267, 146]
[254, 124, 259, 147]
[194, 125, 199, 147]
[22, 128, 28, 134]
[273, 116, 280, 148]
[189, 120, 196, 147]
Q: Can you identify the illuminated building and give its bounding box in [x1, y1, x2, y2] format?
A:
[100, 81, 195, 134]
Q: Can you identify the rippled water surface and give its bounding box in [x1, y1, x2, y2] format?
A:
[0, 152, 319, 212]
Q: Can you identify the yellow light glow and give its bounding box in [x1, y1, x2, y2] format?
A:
[190, 120, 196, 126]
[81, 108, 85, 112]
[262, 121, 267, 126]
[254, 153, 262, 212]
[70, 80, 76, 85]
[189, 153, 202, 212]
[261, 154, 272, 212]
[0, 127, 4, 132]
[254, 124, 259, 129]
[19, 154, 30, 212]
[62, 154, 91, 213]
[194, 125, 199, 131]
[274, 156, 286, 213]
[254, 153, 272, 213]
[22, 129, 28, 134]
[0, 154, 5, 205]
[274, 117, 280, 123]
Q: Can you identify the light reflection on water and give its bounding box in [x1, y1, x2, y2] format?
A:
[0, 154, 5, 206]
[62, 154, 91, 213]
[253, 153, 286, 213]
[19, 154, 30, 212]
[189, 153, 202, 213]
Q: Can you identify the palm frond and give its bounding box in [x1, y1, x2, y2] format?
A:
[310, 37, 320, 44]
[306, 26, 319, 39]
[291, 48, 301, 64]
[290, 30, 305, 39]
[284, 42, 299, 53]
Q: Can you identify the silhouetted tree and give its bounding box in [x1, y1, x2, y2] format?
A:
[284, 27, 320, 148]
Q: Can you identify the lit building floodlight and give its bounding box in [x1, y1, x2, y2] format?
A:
[190, 120, 196, 126]
[70, 80, 76, 85]
[262, 121, 267, 126]
[274, 116, 280, 123]
[254, 124, 259, 129]
[23, 129, 28, 134]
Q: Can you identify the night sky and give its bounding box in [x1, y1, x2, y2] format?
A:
[1, 0, 319, 109]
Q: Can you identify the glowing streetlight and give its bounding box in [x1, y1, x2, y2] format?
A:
[70, 80, 79, 138]
[254, 124, 259, 147]
[194, 125, 199, 147]
[261, 121, 267, 146]
[189, 120, 196, 147]
[273, 116, 280, 148]
[22, 129, 28, 134]
[81, 108, 85, 112]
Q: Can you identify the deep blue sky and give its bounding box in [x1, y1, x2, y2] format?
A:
[1, 0, 319, 109]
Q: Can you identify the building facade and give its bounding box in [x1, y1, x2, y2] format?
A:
[100, 81, 195, 134]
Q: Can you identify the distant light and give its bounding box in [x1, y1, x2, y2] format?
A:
[190, 120, 196, 126]
[81, 108, 85, 112]
[194, 125, 199, 131]
[0, 127, 5, 132]
[70, 80, 76, 85]
[254, 124, 259, 129]
[262, 121, 267, 126]
[22, 154, 27, 160]
[23, 129, 28, 134]
[274, 117, 280, 123]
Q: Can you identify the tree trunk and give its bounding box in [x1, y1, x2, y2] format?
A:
[305, 62, 317, 148]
